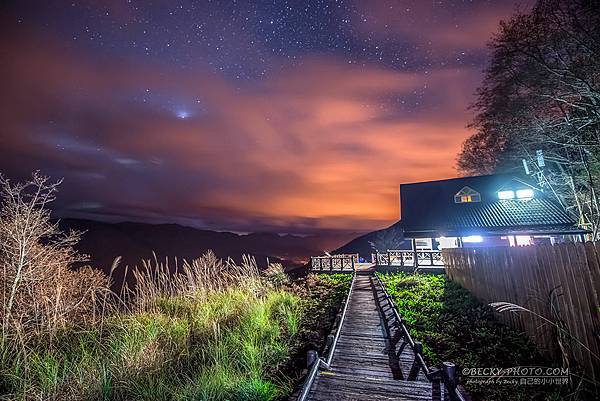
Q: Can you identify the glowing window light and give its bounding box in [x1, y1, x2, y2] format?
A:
[515, 235, 532, 246]
[462, 235, 483, 243]
[498, 190, 515, 200]
[516, 189, 534, 199]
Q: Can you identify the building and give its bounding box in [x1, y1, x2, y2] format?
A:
[399, 174, 587, 250]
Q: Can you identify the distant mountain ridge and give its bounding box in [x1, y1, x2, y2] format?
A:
[58, 218, 359, 284]
[332, 221, 407, 259]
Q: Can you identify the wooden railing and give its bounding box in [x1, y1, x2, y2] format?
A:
[373, 249, 444, 267]
[310, 254, 358, 271]
[375, 274, 466, 401]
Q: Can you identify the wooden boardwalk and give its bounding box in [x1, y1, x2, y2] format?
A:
[305, 273, 439, 401]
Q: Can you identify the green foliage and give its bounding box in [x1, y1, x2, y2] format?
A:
[296, 274, 352, 352]
[0, 288, 302, 400]
[277, 273, 352, 383]
[378, 272, 566, 401]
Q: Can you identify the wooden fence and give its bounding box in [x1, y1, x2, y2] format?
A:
[373, 249, 444, 267]
[310, 254, 357, 271]
[443, 243, 600, 382]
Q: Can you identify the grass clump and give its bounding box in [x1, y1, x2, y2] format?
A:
[1, 259, 303, 400]
[378, 272, 570, 401]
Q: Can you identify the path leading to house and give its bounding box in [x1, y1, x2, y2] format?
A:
[305, 273, 438, 401]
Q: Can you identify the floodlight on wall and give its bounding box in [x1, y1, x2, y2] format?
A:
[462, 235, 483, 243]
[498, 190, 515, 200]
[516, 188, 534, 199]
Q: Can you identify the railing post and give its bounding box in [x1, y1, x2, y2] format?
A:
[326, 334, 334, 350]
[431, 376, 442, 401]
[430, 251, 434, 266]
[329, 257, 333, 271]
[408, 341, 423, 380]
[443, 361, 457, 401]
[351, 256, 355, 271]
[307, 350, 318, 368]
[412, 238, 418, 268]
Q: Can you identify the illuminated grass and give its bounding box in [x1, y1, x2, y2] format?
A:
[1, 287, 300, 400]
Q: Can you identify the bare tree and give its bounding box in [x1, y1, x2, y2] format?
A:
[0, 172, 109, 338]
[458, 0, 600, 237]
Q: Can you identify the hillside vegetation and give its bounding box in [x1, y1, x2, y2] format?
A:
[0, 173, 351, 400]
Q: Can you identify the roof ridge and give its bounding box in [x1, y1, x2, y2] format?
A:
[400, 173, 516, 187]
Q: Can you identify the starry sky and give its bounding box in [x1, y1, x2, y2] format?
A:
[0, 0, 527, 235]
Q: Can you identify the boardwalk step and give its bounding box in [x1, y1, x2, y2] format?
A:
[309, 371, 433, 401]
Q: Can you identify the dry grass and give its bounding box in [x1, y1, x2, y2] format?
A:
[130, 252, 263, 313]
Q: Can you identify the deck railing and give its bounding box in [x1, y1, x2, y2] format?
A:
[375, 274, 466, 401]
[310, 253, 358, 271]
[373, 249, 444, 267]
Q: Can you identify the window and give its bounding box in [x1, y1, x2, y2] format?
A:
[454, 186, 481, 203]
[516, 189, 534, 199]
[498, 190, 515, 200]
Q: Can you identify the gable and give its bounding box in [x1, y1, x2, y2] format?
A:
[454, 186, 481, 203]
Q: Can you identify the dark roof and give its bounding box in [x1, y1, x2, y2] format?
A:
[400, 174, 584, 237]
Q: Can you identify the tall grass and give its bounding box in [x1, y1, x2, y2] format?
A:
[1, 252, 302, 400]
[0, 174, 303, 400]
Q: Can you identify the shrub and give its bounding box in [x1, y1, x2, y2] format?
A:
[0, 172, 110, 338]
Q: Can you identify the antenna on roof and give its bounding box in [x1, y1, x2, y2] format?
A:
[536, 149, 545, 168]
[522, 159, 530, 175]
[533, 150, 549, 193]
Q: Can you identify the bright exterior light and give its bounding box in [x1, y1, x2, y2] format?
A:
[462, 235, 483, 243]
[498, 190, 515, 200]
[516, 189, 534, 199]
[437, 236, 458, 249]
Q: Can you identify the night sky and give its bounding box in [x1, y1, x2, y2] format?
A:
[0, 0, 526, 235]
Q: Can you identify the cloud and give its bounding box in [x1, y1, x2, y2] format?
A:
[348, 0, 525, 66]
[0, 27, 481, 234]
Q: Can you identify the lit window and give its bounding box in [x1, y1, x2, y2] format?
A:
[462, 235, 483, 243]
[516, 235, 531, 246]
[454, 186, 481, 203]
[498, 190, 515, 200]
[516, 189, 534, 199]
[508, 235, 532, 246]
